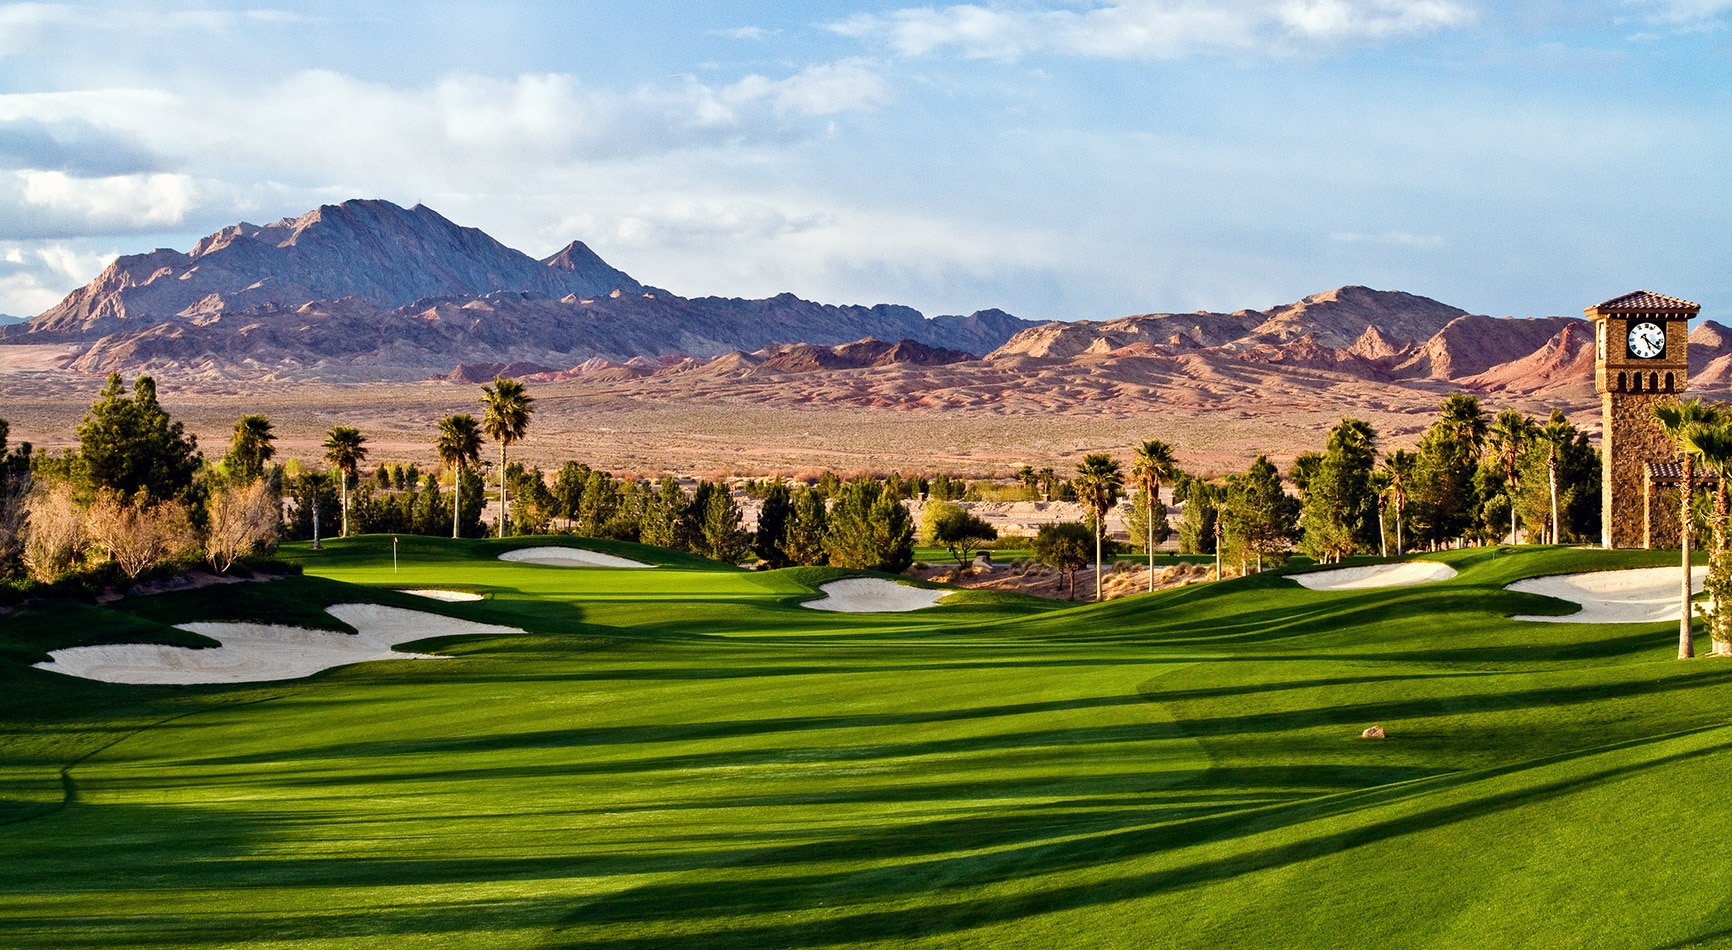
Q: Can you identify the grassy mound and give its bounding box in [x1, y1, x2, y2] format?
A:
[0, 538, 1727, 947]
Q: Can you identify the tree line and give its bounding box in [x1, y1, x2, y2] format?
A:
[0, 375, 1602, 607]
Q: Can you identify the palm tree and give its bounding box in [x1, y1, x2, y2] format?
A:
[1682, 422, 1732, 656]
[1439, 393, 1489, 457]
[480, 376, 534, 538]
[1130, 440, 1177, 592]
[435, 413, 484, 540]
[1074, 453, 1124, 603]
[226, 414, 275, 482]
[1535, 412, 1575, 544]
[1656, 397, 1726, 659]
[321, 425, 367, 538]
[1487, 410, 1535, 544]
[1378, 449, 1416, 556]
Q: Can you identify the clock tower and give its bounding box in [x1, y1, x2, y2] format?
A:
[1587, 290, 1699, 549]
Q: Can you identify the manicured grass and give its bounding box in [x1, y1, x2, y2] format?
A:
[1, 536, 1729, 947]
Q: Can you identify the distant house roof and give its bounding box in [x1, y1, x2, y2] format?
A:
[1647, 461, 1722, 485]
[1589, 291, 1701, 314]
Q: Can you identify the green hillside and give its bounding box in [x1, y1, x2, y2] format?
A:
[1, 537, 1727, 948]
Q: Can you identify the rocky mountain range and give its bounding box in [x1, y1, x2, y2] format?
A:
[1, 199, 1033, 381]
[2, 197, 1717, 419]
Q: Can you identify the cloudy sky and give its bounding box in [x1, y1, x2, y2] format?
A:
[0, 1, 1728, 322]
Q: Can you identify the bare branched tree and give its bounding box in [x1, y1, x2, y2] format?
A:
[23, 484, 85, 582]
[206, 478, 281, 573]
[86, 493, 196, 578]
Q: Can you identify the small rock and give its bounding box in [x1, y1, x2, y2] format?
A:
[1361, 726, 1386, 739]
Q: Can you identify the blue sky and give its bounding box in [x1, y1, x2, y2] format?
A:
[0, 1, 1728, 323]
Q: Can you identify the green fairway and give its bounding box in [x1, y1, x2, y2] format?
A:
[2, 537, 1730, 948]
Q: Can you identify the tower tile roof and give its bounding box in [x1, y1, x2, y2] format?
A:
[1647, 461, 1721, 484]
[1590, 291, 1700, 314]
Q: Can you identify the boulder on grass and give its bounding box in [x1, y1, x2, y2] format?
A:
[1361, 726, 1386, 739]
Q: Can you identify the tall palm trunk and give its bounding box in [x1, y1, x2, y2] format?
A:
[498, 443, 508, 538]
[1680, 455, 1695, 659]
[1548, 451, 1560, 545]
[1094, 519, 1104, 603]
[1394, 495, 1404, 555]
[452, 462, 462, 539]
[1146, 484, 1156, 593]
[340, 472, 350, 538]
[1711, 481, 1730, 655]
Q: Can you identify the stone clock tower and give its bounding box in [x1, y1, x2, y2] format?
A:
[1587, 290, 1699, 549]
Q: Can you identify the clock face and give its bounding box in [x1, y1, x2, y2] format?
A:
[1628, 321, 1666, 359]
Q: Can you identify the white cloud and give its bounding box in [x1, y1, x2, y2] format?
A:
[0, 169, 195, 238]
[1330, 230, 1445, 247]
[0, 3, 305, 58]
[715, 25, 774, 40]
[831, 0, 1474, 60]
[1628, 0, 1732, 25]
[0, 239, 118, 314]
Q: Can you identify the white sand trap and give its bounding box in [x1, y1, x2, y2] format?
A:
[1293, 561, 1458, 591]
[397, 589, 484, 602]
[1507, 567, 1708, 623]
[802, 578, 950, 613]
[499, 546, 653, 568]
[33, 603, 525, 685]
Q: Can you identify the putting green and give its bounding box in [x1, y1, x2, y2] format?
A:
[1, 538, 1728, 948]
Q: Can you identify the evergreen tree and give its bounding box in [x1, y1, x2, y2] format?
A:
[825, 478, 914, 571]
[1297, 419, 1379, 562]
[1176, 476, 1222, 555]
[1223, 454, 1299, 572]
[782, 486, 829, 566]
[77, 373, 200, 504]
[640, 476, 681, 549]
[698, 482, 750, 564]
[1410, 394, 1488, 548]
[753, 481, 793, 567]
[552, 462, 592, 528]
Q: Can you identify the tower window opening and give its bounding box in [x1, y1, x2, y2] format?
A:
[1651, 372, 1660, 391]
[1667, 372, 1675, 392]
[1619, 371, 1628, 392]
[1632, 372, 1641, 392]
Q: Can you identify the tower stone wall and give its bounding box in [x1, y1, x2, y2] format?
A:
[1589, 291, 1699, 549]
[1603, 392, 1673, 548]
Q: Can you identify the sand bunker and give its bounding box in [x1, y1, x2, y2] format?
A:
[802, 578, 950, 613]
[1292, 561, 1458, 591]
[499, 547, 653, 568]
[34, 603, 525, 685]
[397, 589, 484, 602]
[1507, 567, 1708, 623]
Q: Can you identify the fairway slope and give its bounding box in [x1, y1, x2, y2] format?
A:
[34, 603, 524, 684]
[7, 544, 1732, 948]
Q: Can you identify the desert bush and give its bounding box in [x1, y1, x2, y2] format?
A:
[85, 493, 196, 579]
[23, 483, 85, 583]
[206, 478, 281, 573]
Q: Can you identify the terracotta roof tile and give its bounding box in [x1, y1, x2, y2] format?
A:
[1591, 290, 1700, 313]
[1647, 461, 1722, 483]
